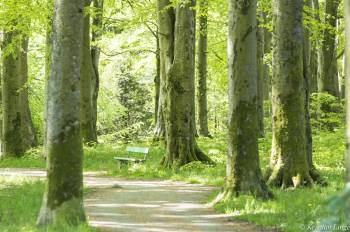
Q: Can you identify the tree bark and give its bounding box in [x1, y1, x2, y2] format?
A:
[80, 0, 98, 144]
[160, 0, 212, 168]
[304, 0, 321, 182]
[2, 31, 24, 157]
[318, 0, 340, 97]
[267, 0, 314, 188]
[197, 0, 211, 138]
[91, 0, 104, 140]
[257, 14, 265, 138]
[19, 37, 37, 149]
[345, 0, 350, 182]
[36, 0, 85, 226]
[220, 0, 271, 199]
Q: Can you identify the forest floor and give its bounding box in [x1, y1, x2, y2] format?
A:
[0, 168, 276, 232]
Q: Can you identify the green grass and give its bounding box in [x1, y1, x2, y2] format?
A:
[0, 127, 346, 231]
[0, 177, 95, 232]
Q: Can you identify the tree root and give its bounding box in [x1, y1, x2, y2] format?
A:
[267, 165, 315, 189]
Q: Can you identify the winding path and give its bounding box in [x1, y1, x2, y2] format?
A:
[0, 168, 277, 232]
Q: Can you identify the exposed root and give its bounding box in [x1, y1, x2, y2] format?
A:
[267, 165, 315, 189]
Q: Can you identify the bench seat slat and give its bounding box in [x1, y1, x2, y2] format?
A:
[126, 147, 149, 154]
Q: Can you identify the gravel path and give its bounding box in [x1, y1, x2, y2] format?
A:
[0, 168, 277, 232]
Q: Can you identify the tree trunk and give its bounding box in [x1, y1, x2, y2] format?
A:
[197, 0, 211, 138]
[318, 0, 340, 97]
[154, 30, 165, 139]
[19, 37, 37, 149]
[267, 0, 314, 188]
[160, 0, 212, 168]
[345, 0, 350, 182]
[91, 0, 104, 140]
[80, 0, 98, 144]
[36, 0, 85, 226]
[2, 31, 25, 157]
[219, 0, 271, 199]
[257, 15, 265, 138]
[304, 0, 321, 182]
[155, 0, 175, 142]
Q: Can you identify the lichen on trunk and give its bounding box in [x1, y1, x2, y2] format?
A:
[216, 0, 271, 200]
[36, 0, 86, 226]
[158, 0, 212, 169]
[267, 0, 314, 188]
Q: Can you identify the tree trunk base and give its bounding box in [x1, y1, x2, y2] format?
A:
[267, 165, 315, 188]
[211, 180, 273, 206]
[161, 145, 213, 169]
[36, 197, 86, 227]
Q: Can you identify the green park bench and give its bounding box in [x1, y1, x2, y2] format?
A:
[114, 147, 149, 170]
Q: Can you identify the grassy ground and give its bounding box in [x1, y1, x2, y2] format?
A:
[0, 177, 95, 232]
[0, 127, 345, 232]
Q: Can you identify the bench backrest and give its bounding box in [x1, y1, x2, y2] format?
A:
[126, 147, 149, 160]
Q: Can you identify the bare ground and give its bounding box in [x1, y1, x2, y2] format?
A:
[0, 168, 278, 232]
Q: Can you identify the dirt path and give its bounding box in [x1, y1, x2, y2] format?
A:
[0, 168, 276, 232]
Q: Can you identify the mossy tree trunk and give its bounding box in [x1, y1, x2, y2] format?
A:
[257, 15, 265, 138]
[197, 0, 211, 138]
[217, 0, 271, 200]
[2, 30, 36, 157]
[36, 0, 85, 226]
[345, 0, 350, 182]
[318, 0, 340, 97]
[267, 0, 314, 188]
[2, 31, 24, 157]
[159, 0, 212, 168]
[80, 0, 98, 144]
[91, 0, 104, 140]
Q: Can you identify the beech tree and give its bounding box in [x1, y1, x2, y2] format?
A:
[267, 0, 314, 188]
[318, 0, 340, 97]
[91, 0, 104, 141]
[345, 0, 350, 181]
[37, 0, 85, 226]
[2, 31, 36, 157]
[197, 0, 211, 138]
[222, 0, 270, 198]
[157, 0, 212, 168]
[81, 0, 98, 144]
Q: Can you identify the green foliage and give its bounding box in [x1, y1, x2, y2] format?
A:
[310, 93, 345, 131]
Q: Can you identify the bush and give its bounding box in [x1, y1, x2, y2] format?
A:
[310, 93, 345, 131]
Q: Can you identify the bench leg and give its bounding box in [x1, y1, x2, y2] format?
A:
[116, 160, 129, 171]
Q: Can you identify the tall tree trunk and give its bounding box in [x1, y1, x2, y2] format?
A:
[218, 0, 271, 199]
[197, 0, 211, 138]
[2, 31, 25, 157]
[345, 0, 350, 183]
[19, 37, 37, 148]
[160, 0, 212, 168]
[156, 0, 175, 142]
[304, 0, 321, 182]
[44, 3, 53, 155]
[318, 0, 340, 97]
[36, 0, 85, 226]
[81, 0, 98, 144]
[267, 0, 314, 188]
[312, 0, 323, 94]
[257, 15, 265, 138]
[91, 0, 104, 140]
[263, 24, 272, 100]
[154, 31, 165, 139]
